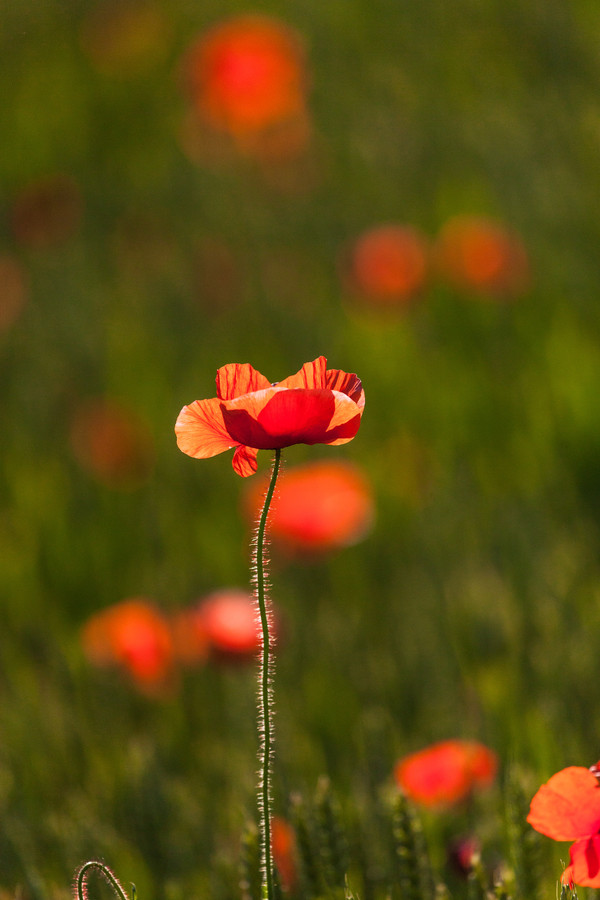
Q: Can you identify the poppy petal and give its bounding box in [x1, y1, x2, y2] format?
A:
[324, 368, 365, 410]
[222, 388, 361, 449]
[175, 397, 238, 458]
[321, 391, 363, 444]
[527, 767, 600, 841]
[233, 444, 259, 476]
[278, 356, 327, 389]
[222, 387, 331, 448]
[563, 836, 600, 888]
[216, 362, 271, 400]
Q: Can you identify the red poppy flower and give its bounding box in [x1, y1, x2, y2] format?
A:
[82, 599, 174, 691]
[244, 460, 374, 553]
[271, 816, 298, 892]
[394, 740, 498, 808]
[175, 356, 365, 477]
[346, 224, 429, 307]
[434, 215, 530, 299]
[527, 765, 600, 887]
[184, 15, 307, 138]
[180, 590, 263, 660]
[170, 608, 210, 665]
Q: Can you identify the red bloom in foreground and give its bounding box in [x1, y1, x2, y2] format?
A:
[527, 765, 600, 887]
[175, 356, 364, 477]
[184, 15, 307, 138]
[346, 224, 429, 307]
[434, 215, 530, 299]
[82, 599, 174, 691]
[394, 740, 498, 808]
[245, 460, 374, 553]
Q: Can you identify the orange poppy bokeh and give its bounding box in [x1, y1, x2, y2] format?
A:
[244, 460, 374, 554]
[271, 816, 298, 893]
[82, 598, 174, 691]
[183, 15, 307, 140]
[527, 764, 600, 888]
[175, 356, 365, 477]
[434, 215, 530, 299]
[175, 590, 262, 661]
[394, 739, 498, 808]
[345, 224, 429, 308]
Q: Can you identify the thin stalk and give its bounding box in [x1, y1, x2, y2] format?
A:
[74, 861, 131, 900]
[254, 447, 282, 900]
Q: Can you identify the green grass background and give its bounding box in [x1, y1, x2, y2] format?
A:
[2, 0, 600, 896]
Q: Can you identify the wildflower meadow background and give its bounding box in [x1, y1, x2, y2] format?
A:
[2, 0, 600, 897]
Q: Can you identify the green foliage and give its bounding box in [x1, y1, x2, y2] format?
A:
[240, 822, 262, 900]
[391, 791, 435, 900]
[213, 782, 563, 900]
[291, 791, 325, 899]
[504, 774, 546, 900]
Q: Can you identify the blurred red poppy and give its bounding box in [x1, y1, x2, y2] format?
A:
[447, 835, 480, 877]
[183, 16, 307, 139]
[245, 460, 374, 554]
[346, 225, 429, 307]
[183, 590, 262, 660]
[70, 399, 154, 488]
[82, 598, 174, 691]
[527, 764, 600, 887]
[0, 256, 28, 332]
[175, 356, 365, 477]
[271, 816, 298, 892]
[10, 174, 83, 249]
[394, 740, 498, 807]
[434, 216, 530, 298]
[170, 607, 210, 665]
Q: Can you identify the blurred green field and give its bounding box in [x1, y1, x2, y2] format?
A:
[3, 0, 600, 897]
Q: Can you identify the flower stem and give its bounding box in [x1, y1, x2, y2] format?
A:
[254, 447, 281, 900]
[74, 861, 131, 900]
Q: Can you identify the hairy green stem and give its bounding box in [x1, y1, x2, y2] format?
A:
[75, 861, 131, 900]
[255, 447, 282, 900]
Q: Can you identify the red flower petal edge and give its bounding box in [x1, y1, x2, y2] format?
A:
[175, 356, 364, 476]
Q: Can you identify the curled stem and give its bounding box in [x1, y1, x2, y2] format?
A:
[74, 861, 131, 900]
[254, 447, 282, 900]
